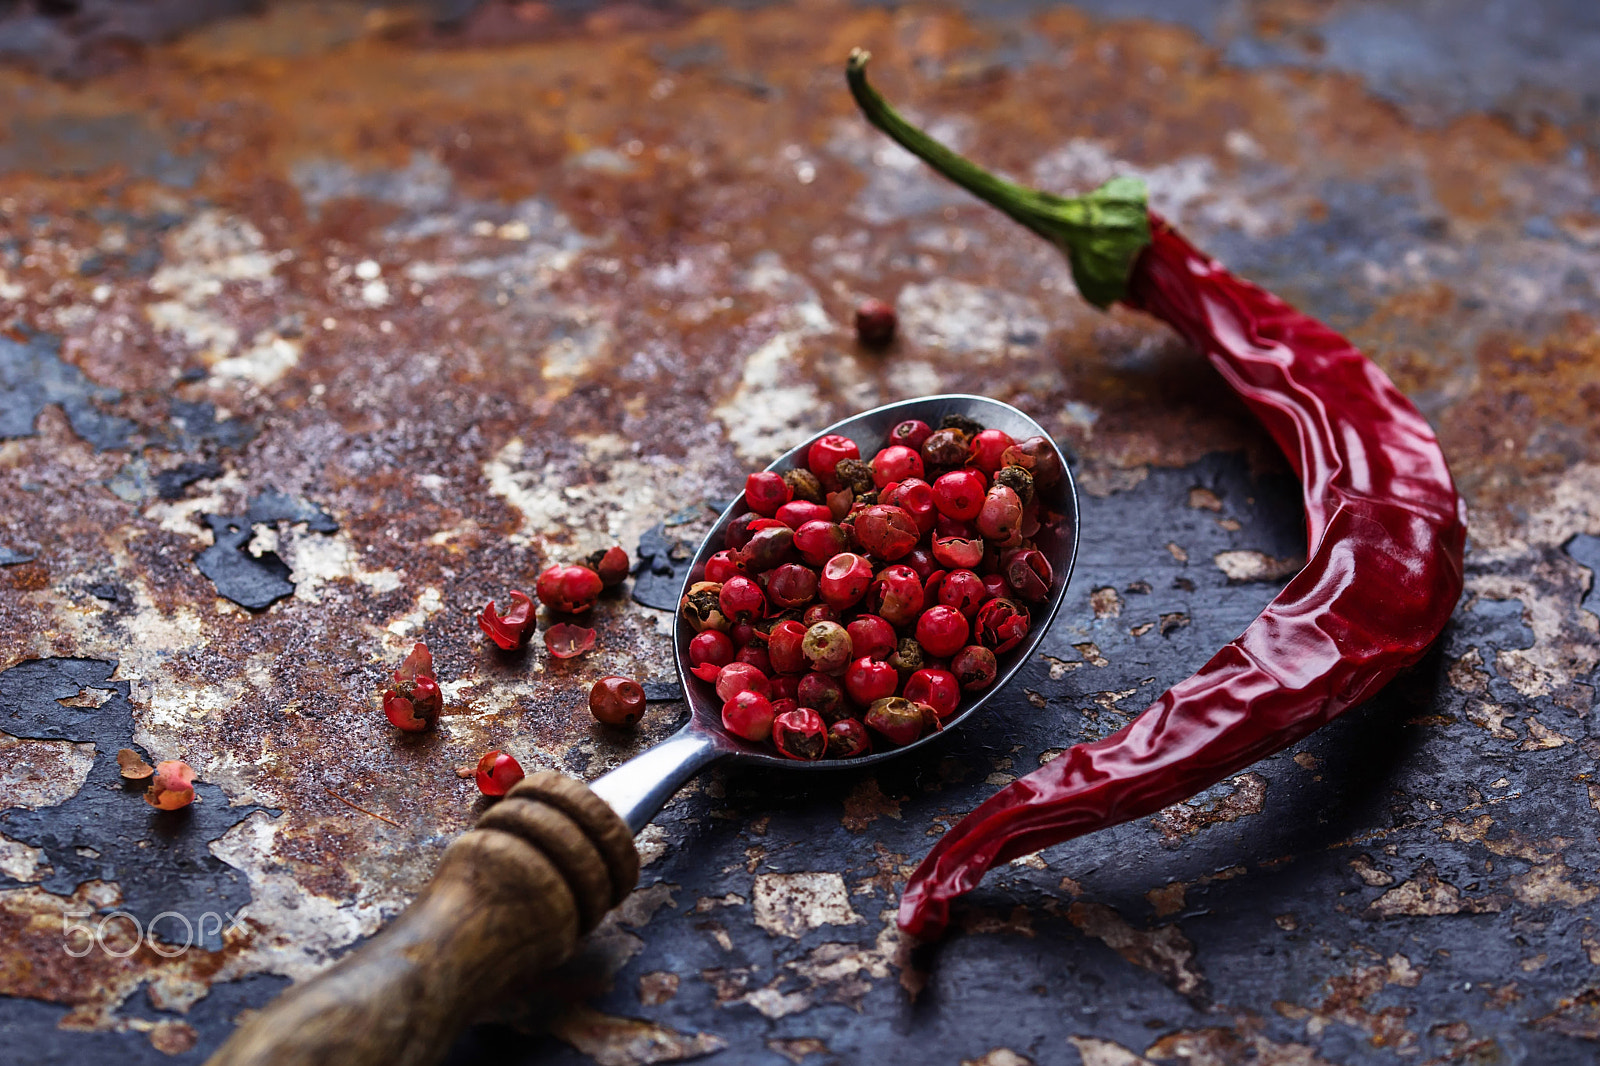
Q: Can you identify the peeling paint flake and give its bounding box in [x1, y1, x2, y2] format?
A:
[752, 872, 863, 939]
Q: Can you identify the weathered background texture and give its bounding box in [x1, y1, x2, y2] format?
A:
[2, 1, 1600, 1063]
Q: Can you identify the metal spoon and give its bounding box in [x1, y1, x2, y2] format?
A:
[205, 393, 1079, 1066]
[592, 393, 1080, 831]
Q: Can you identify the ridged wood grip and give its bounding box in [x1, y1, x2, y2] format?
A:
[206, 772, 639, 1066]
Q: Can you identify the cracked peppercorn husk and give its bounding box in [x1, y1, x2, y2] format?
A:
[994, 464, 1035, 505]
[833, 457, 875, 495]
[920, 427, 969, 470]
[784, 467, 825, 503]
[940, 413, 985, 438]
[889, 636, 924, 676]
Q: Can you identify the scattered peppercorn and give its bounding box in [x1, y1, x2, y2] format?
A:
[854, 297, 897, 346]
[146, 760, 197, 810]
[586, 545, 631, 588]
[383, 641, 443, 732]
[478, 590, 535, 650]
[537, 563, 603, 613]
[117, 749, 155, 780]
[475, 751, 525, 796]
[543, 622, 596, 659]
[589, 676, 646, 727]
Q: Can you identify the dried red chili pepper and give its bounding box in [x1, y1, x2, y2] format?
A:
[848, 52, 1467, 939]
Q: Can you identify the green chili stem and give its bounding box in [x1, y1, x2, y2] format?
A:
[845, 48, 1151, 308]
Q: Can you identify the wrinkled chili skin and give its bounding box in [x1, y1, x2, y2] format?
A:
[897, 217, 1468, 939]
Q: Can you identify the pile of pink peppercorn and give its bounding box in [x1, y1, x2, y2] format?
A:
[681, 414, 1062, 760]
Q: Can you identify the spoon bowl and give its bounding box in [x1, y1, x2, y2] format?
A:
[593, 395, 1079, 826]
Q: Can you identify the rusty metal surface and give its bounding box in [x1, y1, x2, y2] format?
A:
[2, 1, 1600, 1063]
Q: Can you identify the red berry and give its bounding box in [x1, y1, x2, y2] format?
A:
[715, 661, 770, 702]
[722, 691, 776, 742]
[745, 471, 793, 517]
[145, 760, 197, 810]
[729, 621, 758, 647]
[543, 622, 596, 659]
[794, 520, 849, 566]
[933, 469, 987, 521]
[772, 707, 829, 760]
[797, 671, 846, 721]
[1001, 435, 1064, 489]
[735, 525, 795, 573]
[767, 620, 809, 674]
[766, 563, 819, 610]
[801, 621, 853, 675]
[855, 298, 897, 347]
[776, 500, 832, 529]
[870, 446, 924, 488]
[853, 504, 919, 560]
[705, 550, 744, 583]
[770, 675, 800, 702]
[935, 512, 977, 540]
[864, 696, 927, 746]
[974, 598, 1030, 653]
[922, 568, 947, 604]
[901, 546, 939, 582]
[915, 605, 970, 657]
[475, 750, 526, 796]
[845, 657, 899, 706]
[719, 575, 766, 624]
[846, 615, 896, 661]
[808, 435, 860, 485]
[922, 427, 969, 470]
[589, 676, 646, 727]
[826, 717, 872, 758]
[587, 545, 630, 588]
[866, 564, 925, 627]
[977, 485, 1023, 544]
[803, 603, 840, 626]
[889, 419, 933, 451]
[689, 630, 735, 668]
[939, 569, 989, 617]
[536, 564, 604, 613]
[931, 535, 984, 570]
[881, 478, 936, 534]
[478, 590, 535, 650]
[725, 512, 762, 552]
[903, 668, 960, 721]
[951, 645, 998, 691]
[981, 572, 1009, 601]
[1002, 548, 1054, 602]
[819, 552, 873, 609]
[968, 429, 1017, 475]
[770, 697, 799, 718]
[736, 644, 772, 675]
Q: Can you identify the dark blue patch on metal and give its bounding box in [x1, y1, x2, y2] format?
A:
[0, 658, 274, 950]
[195, 489, 339, 611]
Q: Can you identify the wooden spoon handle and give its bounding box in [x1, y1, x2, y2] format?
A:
[206, 771, 639, 1066]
